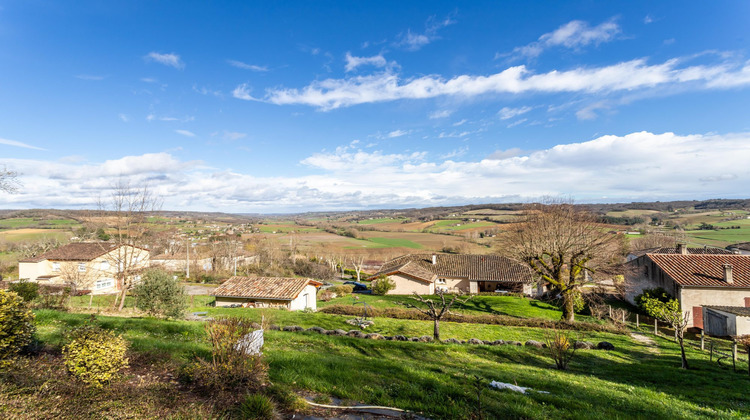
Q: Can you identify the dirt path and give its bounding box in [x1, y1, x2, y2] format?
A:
[630, 332, 659, 354]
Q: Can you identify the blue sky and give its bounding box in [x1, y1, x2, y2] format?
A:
[1, 1, 750, 212]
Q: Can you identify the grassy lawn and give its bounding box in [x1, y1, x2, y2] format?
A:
[344, 237, 424, 249]
[318, 294, 577, 321]
[21, 309, 750, 419]
[0, 217, 78, 229]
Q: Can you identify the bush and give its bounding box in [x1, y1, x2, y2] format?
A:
[544, 328, 578, 370]
[318, 290, 335, 302]
[8, 280, 39, 302]
[329, 285, 354, 296]
[62, 322, 128, 387]
[0, 290, 35, 367]
[634, 287, 671, 312]
[181, 317, 267, 402]
[371, 275, 395, 296]
[238, 393, 277, 419]
[36, 285, 70, 309]
[133, 269, 187, 319]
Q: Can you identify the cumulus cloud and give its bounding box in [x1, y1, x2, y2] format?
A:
[227, 60, 268, 72]
[144, 52, 184, 69]
[429, 109, 453, 119]
[241, 58, 750, 110]
[345, 52, 388, 72]
[387, 129, 410, 138]
[511, 19, 621, 59]
[3, 132, 750, 212]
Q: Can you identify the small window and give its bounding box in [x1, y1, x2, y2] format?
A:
[436, 279, 446, 285]
[100, 260, 110, 270]
[78, 263, 86, 272]
[95, 278, 114, 289]
[52, 262, 60, 272]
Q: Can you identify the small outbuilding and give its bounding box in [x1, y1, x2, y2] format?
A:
[212, 276, 322, 311]
[702, 306, 750, 337]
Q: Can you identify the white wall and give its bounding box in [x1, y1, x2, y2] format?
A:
[384, 274, 433, 295]
[290, 284, 318, 311]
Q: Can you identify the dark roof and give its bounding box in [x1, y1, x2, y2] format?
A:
[727, 242, 750, 251]
[646, 254, 750, 288]
[629, 246, 732, 258]
[212, 276, 322, 300]
[705, 306, 750, 317]
[369, 254, 534, 283]
[19, 242, 118, 262]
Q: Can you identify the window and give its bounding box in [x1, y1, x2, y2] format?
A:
[100, 260, 110, 270]
[95, 278, 114, 289]
[436, 278, 446, 285]
[78, 263, 86, 272]
[52, 262, 60, 272]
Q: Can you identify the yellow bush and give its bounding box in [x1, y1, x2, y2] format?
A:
[62, 324, 128, 387]
[0, 289, 35, 367]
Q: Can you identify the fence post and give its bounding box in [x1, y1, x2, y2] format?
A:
[621, 311, 625, 324]
[700, 330, 705, 351]
[609, 305, 612, 318]
[733, 340, 738, 372]
[710, 341, 714, 362]
[654, 318, 658, 335]
[636, 313, 639, 329]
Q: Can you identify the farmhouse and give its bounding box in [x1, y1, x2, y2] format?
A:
[626, 243, 732, 261]
[18, 242, 150, 294]
[625, 250, 750, 329]
[212, 276, 322, 310]
[368, 254, 536, 295]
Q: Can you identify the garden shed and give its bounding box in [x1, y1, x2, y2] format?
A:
[702, 306, 750, 337]
[212, 276, 322, 310]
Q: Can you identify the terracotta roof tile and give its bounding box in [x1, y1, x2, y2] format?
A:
[630, 246, 732, 259]
[647, 254, 750, 288]
[212, 276, 322, 300]
[369, 254, 533, 283]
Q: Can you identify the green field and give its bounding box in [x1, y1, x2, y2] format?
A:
[14, 304, 750, 419]
[343, 237, 424, 249]
[0, 217, 79, 229]
[356, 217, 405, 225]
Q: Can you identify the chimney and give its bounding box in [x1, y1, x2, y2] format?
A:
[432, 254, 437, 265]
[677, 243, 688, 255]
[723, 264, 733, 284]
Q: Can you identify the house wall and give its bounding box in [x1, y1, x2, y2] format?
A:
[679, 287, 750, 328]
[214, 296, 291, 309]
[624, 260, 680, 305]
[383, 273, 433, 295]
[436, 277, 470, 293]
[289, 284, 318, 311]
[19, 261, 49, 281]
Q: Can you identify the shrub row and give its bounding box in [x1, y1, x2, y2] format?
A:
[318, 305, 625, 334]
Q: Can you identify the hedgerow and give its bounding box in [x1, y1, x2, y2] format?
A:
[0, 289, 36, 367]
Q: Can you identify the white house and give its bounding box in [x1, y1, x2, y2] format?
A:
[212, 276, 322, 310]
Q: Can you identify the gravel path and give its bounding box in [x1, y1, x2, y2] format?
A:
[630, 331, 659, 354]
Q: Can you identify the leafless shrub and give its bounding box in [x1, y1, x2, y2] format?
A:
[544, 328, 579, 370]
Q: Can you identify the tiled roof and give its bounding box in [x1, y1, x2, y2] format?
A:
[705, 306, 750, 317]
[369, 254, 534, 283]
[212, 276, 322, 300]
[19, 242, 118, 262]
[629, 246, 732, 258]
[647, 254, 750, 288]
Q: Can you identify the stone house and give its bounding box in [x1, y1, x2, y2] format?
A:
[368, 253, 535, 295]
[625, 250, 750, 329]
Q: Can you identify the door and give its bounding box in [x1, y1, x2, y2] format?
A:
[705, 310, 728, 336]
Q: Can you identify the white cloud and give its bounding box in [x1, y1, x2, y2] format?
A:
[644, 15, 654, 24]
[429, 109, 453, 119]
[0, 137, 46, 151]
[387, 129, 410, 138]
[244, 58, 750, 110]
[453, 119, 467, 127]
[223, 131, 247, 141]
[141, 77, 158, 83]
[227, 60, 269, 72]
[144, 52, 184, 69]
[175, 130, 196, 137]
[498, 106, 533, 120]
[395, 16, 455, 51]
[344, 52, 388, 72]
[512, 19, 621, 59]
[118, 114, 129, 122]
[147, 114, 194, 123]
[2, 132, 750, 212]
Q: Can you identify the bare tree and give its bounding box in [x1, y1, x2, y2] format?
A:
[350, 255, 365, 282]
[95, 180, 162, 311]
[57, 260, 98, 307]
[0, 166, 19, 193]
[502, 201, 624, 322]
[400, 290, 469, 341]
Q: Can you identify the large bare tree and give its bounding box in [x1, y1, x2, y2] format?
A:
[502, 201, 623, 322]
[95, 180, 162, 311]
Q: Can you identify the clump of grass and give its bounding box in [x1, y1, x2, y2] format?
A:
[238, 393, 277, 419]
